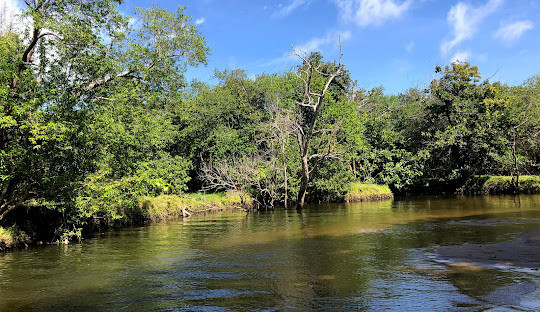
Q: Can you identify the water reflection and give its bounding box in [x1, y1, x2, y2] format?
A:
[0, 195, 539, 311]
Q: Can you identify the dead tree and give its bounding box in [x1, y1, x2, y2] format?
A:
[291, 43, 344, 209]
[199, 154, 281, 209]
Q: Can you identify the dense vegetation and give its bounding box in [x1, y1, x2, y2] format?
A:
[1, 0, 539, 243]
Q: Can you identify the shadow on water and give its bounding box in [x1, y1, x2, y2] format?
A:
[1, 195, 540, 311]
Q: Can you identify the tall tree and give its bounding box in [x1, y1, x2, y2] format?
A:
[290, 49, 346, 209]
[420, 62, 497, 182]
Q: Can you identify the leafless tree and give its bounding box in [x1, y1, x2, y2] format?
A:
[291, 42, 345, 209]
[199, 154, 282, 209]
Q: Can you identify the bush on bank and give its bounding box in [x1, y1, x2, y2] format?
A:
[462, 175, 540, 195]
[0, 226, 30, 251]
[140, 192, 253, 222]
[344, 183, 394, 202]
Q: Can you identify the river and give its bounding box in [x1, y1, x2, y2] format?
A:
[1, 195, 540, 311]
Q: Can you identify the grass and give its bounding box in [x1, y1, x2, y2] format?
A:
[0, 226, 30, 251]
[463, 175, 540, 195]
[139, 191, 253, 222]
[344, 182, 394, 202]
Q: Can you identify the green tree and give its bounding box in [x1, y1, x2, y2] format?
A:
[1, 0, 208, 235]
[421, 62, 498, 182]
[491, 76, 540, 187]
[173, 69, 268, 188]
[355, 87, 427, 191]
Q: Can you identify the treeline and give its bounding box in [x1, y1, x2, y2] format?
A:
[1, 1, 539, 242]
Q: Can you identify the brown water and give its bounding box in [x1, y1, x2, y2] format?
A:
[1, 195, 540, 311]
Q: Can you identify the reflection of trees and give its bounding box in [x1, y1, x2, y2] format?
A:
[3, 196, 540, 310]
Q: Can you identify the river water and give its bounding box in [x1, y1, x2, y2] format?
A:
[1, 195, 540, 311]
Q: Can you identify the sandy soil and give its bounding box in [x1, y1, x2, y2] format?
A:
[436, 230, 540, 269]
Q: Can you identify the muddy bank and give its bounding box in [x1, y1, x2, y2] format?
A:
[436, 230, 540, 269]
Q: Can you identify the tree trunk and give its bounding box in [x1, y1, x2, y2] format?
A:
[284, 165, 288, 208]
[281, 143, 288, 209]
[512, 128, 520, 193]
[296, 156, 309, 210]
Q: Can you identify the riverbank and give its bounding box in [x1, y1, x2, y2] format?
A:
[462, 175, 540, 195]
[0, 226, 30, 251]
[10, 176, 539, 251]
[0, 191, 252, 252]
[1, 183, 396, 251]
[139, 191, 253, 222]
[401, 175, 540, 196]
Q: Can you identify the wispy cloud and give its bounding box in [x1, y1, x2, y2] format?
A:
[332, 0, 412, 27]
[295, 30, 351, 53]
[272, 0, 310, 18]
[450, 50, 471, 63]
[405, 41, 414, 53]
[261, 30, 351, 68]
[441, 0, 503, 56]
[195, 18, 206, 25]
[494, 20, 533, 45]
[393, 58, 412, 72]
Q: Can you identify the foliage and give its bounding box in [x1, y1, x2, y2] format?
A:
[174, 70, 266, 162]
[420, 62, 499, 181]
[355, 87, 427, 190]
[76, 155, 191, 227]
[0, 226, 30, 250]
[1, 0, 208, 240]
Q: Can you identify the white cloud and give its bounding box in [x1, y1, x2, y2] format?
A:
[494, 20, 533, 44]
[450, 50, 470, 63]
[295, 30, 351, 53]
[261, 30, 351, 68]
[272, 0, 310, 18]
[333, 0, 412, 27]
[393, 58, 412, 72]
[405, 41, 414, 53]
[441, 0, 503, 56]
[195, 18, 206, 25]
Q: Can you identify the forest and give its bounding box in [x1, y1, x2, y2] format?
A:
[1, 0, 539, 244]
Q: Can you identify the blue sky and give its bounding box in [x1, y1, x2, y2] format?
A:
[5, 0, 540, 94]
[164, 0, 540, 94]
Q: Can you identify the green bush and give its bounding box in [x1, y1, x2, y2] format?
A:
[0, 226, 30, 251]
[463, 175, 540, 195]
[344, 182, 393, 202]
[75, 156, 192, 228]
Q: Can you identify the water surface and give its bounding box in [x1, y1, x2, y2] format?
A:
[1, 195, 540, 311]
